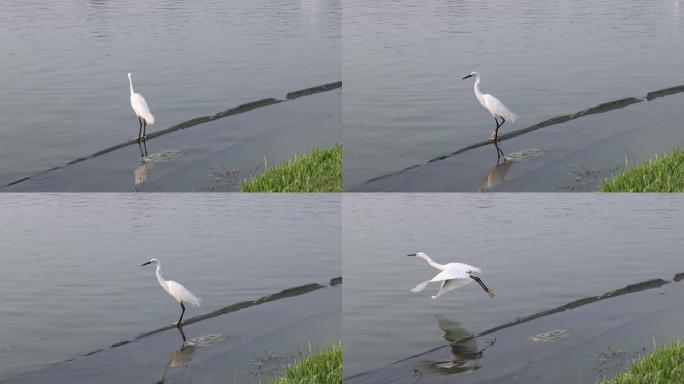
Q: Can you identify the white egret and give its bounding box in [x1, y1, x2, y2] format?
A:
[462, 72, 517, 142]
[407, 252, 495, 299]
[141, 258, 201, 326]
[128, 72, 155, 141]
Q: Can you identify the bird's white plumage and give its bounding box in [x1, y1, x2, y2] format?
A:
[409, 252, 484, 299]
[430, 263, 481, 282]
[164, 280, 201, 307]
[432, 278, 472, 299]
[481, 94, 517, 122]
[467, 71, 517, 122]
[128, 73, 155, 124]
[146, 258, 201, 306]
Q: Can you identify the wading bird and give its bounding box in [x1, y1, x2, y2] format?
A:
[462, 72, 517, 142]
[407, 252, 495, 299]
[128, 72, 155, 141]
[141, 258, 200, 326]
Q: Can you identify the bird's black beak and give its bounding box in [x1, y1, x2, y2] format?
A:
[462, 74, 474, 79]
[141, 261, 152, 267]
[406, 253, 417, 256]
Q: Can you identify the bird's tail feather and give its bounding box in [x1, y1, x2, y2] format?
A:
[189, 295, 201, 307]
[509, 112, 518, 123]
[411, 280, 430, 293]
[146, 113, 155, 125]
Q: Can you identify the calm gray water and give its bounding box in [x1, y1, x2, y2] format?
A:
[0, 194, 340, 380]
[343, 194, 684, 376]
[0, 0, 340, 186]
[343, 0, 684, 188]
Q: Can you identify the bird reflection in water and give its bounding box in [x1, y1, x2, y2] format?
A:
[134, 140, 153, 191]
[480, 141, 512, 192]
[419, 314, 495, 375]
[157, 325, 198, 384]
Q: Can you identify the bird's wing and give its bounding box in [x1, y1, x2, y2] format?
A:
[430, 263, 472, 282]
[130, 93, 155, 124]
[483, 94, 516, 122]
[432, 278, 471, 299]
[166, 280, 201, 306]
[411, 280, 431, 293]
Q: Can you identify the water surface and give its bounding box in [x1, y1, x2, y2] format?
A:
[0, 0, 340, 185]
[343, 194, 684, 376]
[0, 194, 340, 380]
[343, 0, 684, 188]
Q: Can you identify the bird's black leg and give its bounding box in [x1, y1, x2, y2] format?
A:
[494, 117, 506, 143]
[176, 324, 187, 343]
[142, 120, 147, 140]
[138, 117, 143, 140]
[495, 142, 503, 164]
[471, 276, 495, 298]
[176, 302, 186, 327]
[496, 117, 506, 142]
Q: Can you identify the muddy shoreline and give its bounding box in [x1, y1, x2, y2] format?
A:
[1, 277, 342, 384]
[346, 273, 684, 384]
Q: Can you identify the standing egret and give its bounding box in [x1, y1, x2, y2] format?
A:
[141, 258, 201, 326]
[407, 252, 495, 299]
[128, 72, 155, 141]
[462, 72, 517, 142]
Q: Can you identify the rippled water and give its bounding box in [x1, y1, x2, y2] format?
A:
[343, 194, 684, 376]
[0, 0, 340, 185]
[343, 0, 684, 188]
[0, 194, 340, 380]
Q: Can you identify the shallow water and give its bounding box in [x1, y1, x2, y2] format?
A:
[0, 194, 340, 380]
[343, 0, 684, 188]
[343, 194, 684, 376]
[0, 0, 340, 186]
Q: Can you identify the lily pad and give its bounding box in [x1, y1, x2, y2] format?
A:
[528, 329, 571, 343]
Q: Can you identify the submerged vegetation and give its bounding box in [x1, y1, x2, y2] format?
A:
[599, 341, 684, 384]
[600, 149, 684, 192]
[269, 342, 342, 384]
[241, 144, 342, 192]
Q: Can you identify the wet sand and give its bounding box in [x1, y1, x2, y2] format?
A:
[2, 282, 341, 384]
[3, 84, 340, 192]
[346, 276, 684, 384]
[352, 87, 684, 192]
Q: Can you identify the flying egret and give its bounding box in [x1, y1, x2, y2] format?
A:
[462, 72, 517, 142]
[407, 252, 495, 299]
[128, 72, 155, 141]
[141, 258, 201, 326]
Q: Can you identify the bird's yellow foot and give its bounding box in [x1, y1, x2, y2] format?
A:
[487, 289, 496, 298]
[489, 131, 497, 140]
[173, 321, 183, 326]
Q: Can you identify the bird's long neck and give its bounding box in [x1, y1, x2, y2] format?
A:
[419, 253, 446, 271]
[155, 264, 167, 288]
[129, 76, 134, 95]
[473, 75, 485, 104]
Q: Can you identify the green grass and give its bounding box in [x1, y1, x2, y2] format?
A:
[600, 149, 684, 192]
[268, 342, 342, 384]
[598, 341, 684, 384]
[241, 143, 342, 192]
